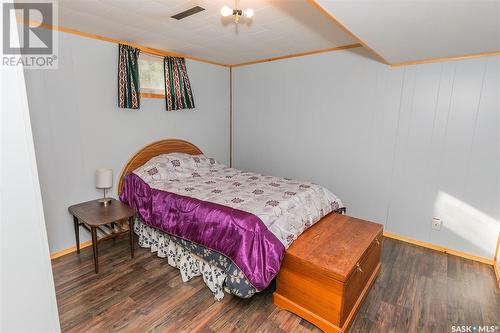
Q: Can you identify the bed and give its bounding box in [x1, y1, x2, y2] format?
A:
[118, 139, 345, 300]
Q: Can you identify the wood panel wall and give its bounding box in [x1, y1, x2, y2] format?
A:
[233, 48, 499, 259]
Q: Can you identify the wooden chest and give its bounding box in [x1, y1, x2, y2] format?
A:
[273, 214, 383, 333]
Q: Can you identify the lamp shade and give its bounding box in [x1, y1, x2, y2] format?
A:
[95, 168, 113, 189]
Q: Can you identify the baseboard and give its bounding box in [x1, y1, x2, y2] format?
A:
[51, 231, 495, 270]
[383, 231, 494, 266]
[50, 240, 92, 260]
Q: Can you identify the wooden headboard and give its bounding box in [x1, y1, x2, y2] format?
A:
[118, 139, 203, 195]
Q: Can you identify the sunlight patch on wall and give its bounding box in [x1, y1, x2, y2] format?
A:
[434, 191, 499, 257]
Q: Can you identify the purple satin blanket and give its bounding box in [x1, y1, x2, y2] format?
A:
[120, 173, 285, 291]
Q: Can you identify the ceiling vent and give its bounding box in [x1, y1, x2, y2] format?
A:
[171, 6, 205, 20]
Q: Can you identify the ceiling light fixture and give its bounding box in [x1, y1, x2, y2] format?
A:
[221, 1, 253, 23]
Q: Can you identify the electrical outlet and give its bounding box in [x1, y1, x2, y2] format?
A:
[432, 217, 442, 231]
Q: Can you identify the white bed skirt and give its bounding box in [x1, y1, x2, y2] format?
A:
[134, 220, 227, 300]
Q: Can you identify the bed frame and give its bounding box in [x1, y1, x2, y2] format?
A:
[118, 139, 203, 195]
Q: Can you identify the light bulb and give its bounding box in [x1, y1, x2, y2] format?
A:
[221, 5, 233, 17]
[244, 8, 254, 18]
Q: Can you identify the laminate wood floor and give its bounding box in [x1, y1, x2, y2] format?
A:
[52, 236, 500, 333]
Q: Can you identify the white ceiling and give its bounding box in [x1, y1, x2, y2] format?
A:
[316, 0, 500, 65]
[55, 0, 356, 65]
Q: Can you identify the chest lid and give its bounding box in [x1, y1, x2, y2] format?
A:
[286, 213, 383, 282]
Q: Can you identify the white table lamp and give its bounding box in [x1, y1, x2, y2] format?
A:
[96, 168, 113, 206]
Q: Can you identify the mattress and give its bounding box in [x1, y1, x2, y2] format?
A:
[120, 153, 344, 298]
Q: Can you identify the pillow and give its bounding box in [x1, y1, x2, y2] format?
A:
[133, 154, 178, 182]
[133, 153, 218, 182]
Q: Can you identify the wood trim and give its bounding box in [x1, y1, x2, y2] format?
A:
[306, 0, 500, 67]
[306, 0, 391, 65]
[273, 293, 343, 333]
[383, 231, 494, 265]
[391, 51, 500, 67]
[140, 92, 164, 99]
[50, 240, 92, 260]
[17, 16, 499, 70]
[17, 18, 228, 68]
[230, 43, 362, 68]
[118, 139, 203, 195]
[229, 67, 233, 167]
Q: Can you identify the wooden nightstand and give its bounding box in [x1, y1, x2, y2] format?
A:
[68, 198, 135, 273]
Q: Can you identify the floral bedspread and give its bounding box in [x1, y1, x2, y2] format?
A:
[133, 153, 344, 248]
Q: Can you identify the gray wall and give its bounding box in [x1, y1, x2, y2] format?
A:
[25, 31, 230, 253]
[1, 22, 60, 332]
[233, 48, 499, 259]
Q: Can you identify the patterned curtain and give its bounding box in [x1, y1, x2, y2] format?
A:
[118, 44, 140, 109]
[164, 56, 195, 111]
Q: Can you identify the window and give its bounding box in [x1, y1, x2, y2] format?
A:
[138, 53, 164, 97]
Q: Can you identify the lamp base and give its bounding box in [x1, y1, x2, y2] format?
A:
[97, 198, 112, 207]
